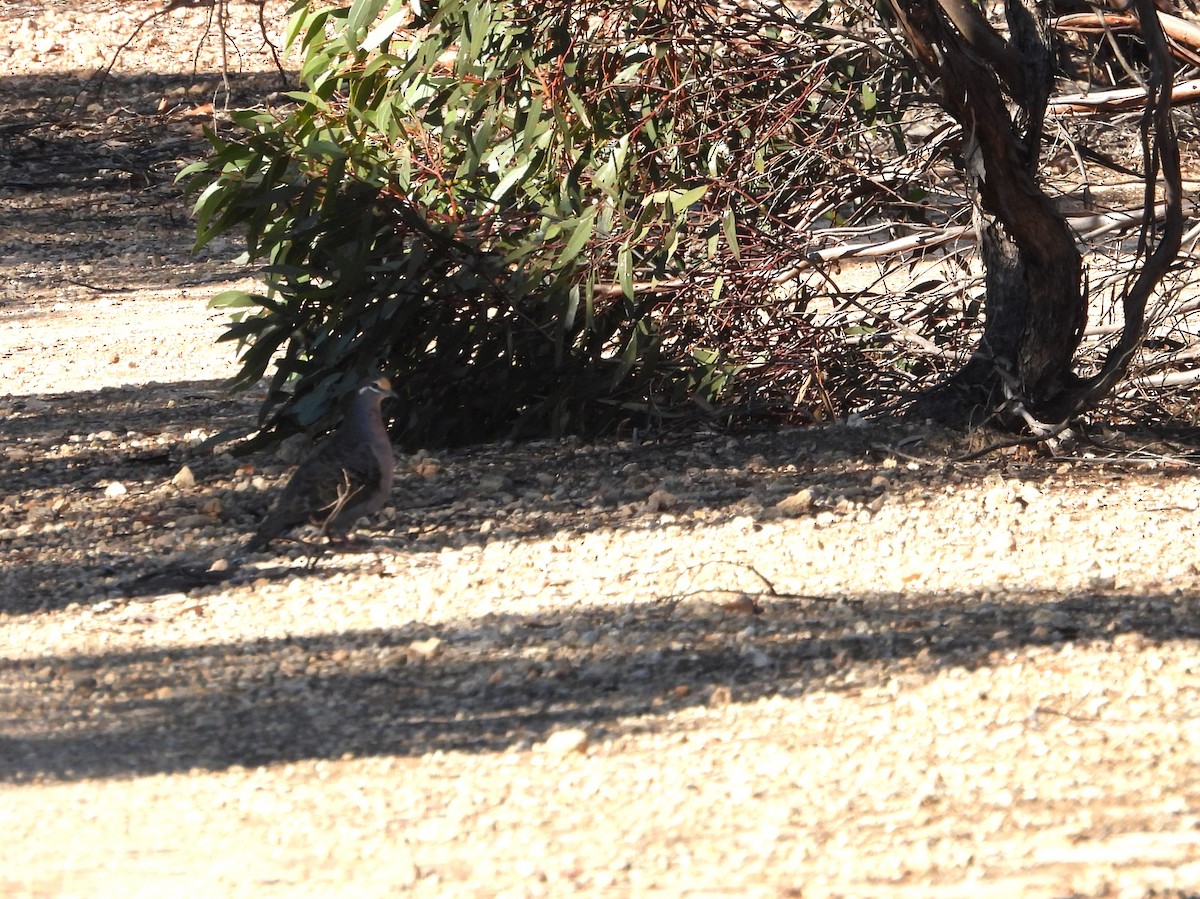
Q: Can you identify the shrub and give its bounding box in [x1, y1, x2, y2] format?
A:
[183, 0, 899, 448]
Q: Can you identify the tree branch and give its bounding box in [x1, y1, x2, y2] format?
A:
[1047, 0, 1184, 419]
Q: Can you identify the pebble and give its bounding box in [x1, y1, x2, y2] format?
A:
[645, 488, 676, 512]
[478, 473, 512, 493]
[775, 488, 815, 515]
[541, 728, 590, 755]
[407, 637, 443, 660]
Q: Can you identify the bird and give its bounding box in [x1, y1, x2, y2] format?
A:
[243, 375, 396, 553]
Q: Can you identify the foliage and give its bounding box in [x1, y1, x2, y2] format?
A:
[182, 0, 906, 447]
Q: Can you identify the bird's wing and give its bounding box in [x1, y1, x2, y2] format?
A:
[290, 441, 385, 514]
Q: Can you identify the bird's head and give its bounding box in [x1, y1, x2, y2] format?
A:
[361, 376, 397, 400]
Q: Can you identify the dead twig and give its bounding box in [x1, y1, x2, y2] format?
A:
[659, 560, 857, 607]
[305, 470, 363, 570]
[79, 0, 288, 104]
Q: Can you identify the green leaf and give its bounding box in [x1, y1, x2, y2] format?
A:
[208, 289, 258, 310]
[346, 0, 391, 42]
[557, 207, 596, 266]
[909, 278, 945, 294]
[519, 94, 546, 148]
[297, 8, 338, 54]
[672, 184, 708, 211]
[297, 139, 349, 160]
[218, 317, 272, 344]
[286, 4, 330, 52]
[722, 207, 740, 261]
[617, 244, 634, 299]
[360, 8, 410, 51]
[563, 88, 592, 129]
[490, 158, 534, 202]
[235, 325, 292, 384]
[663, 228, 680, 263]
[862, 82, 877, 115]
[282, 90, 330, 109]
[191, 179, 227, 248]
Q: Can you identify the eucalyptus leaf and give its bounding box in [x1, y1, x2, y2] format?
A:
[189, 0, 887, 449]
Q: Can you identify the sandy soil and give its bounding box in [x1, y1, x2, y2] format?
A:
[4, 3, 1200, 897]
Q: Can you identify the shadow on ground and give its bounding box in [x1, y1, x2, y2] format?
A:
[0, 69, 282, 289]
[0, 70, 283, 197]
[6, 379, 1200, 614]
[1, 379, 259, 493]
[3, 587, 1198, 783]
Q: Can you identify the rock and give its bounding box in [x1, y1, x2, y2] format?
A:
[410, 453, 443, 478]
[1032, 608, 1073, 631]
[775, 488, 815, 516]
[541, 727, 589, 755]
[1016, 482, 1041, 506]
[645, 488, 676, 512]
[104, 481, 127, 498]
[478, 472, 512, 493]
[407, 637, 443, 661]
[745, 649, 773, 669]
[171, 464, 196, 489]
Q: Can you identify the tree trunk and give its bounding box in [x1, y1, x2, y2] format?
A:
[888, 0, 1086, 426]
[888, 0, 1183, 428]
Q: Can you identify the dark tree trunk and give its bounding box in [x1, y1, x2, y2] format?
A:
[888, 0, 1088, 427]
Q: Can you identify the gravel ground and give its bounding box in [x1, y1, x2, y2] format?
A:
[5, 3, 1200, 897]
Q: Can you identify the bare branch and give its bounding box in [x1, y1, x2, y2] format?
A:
[1049, 0, 1185, 419]
[1050, 79, 1200, 115]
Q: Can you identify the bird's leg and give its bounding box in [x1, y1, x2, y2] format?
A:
[303, 541, 326, 571]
